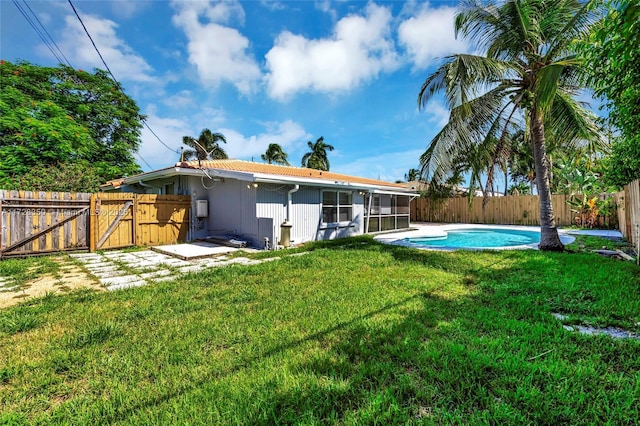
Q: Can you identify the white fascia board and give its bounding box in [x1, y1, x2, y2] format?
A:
[252, 173, 414, 193]
[371, 189, 420, 197]
[122, 168, 417, 195]
[121, 167, 248, 185]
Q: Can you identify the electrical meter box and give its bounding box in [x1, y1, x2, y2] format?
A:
[195, 200, 208, 218]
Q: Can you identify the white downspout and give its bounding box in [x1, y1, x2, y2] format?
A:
[138, 180, 161, 194]
[286, 184, 299, 222]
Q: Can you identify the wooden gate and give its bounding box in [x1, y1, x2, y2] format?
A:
[89, 193, 191, 251]
[0, 190, 91, 258]
[1, 191, 191, 257]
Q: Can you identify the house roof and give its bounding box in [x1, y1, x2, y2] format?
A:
[101, 159, 413, 193]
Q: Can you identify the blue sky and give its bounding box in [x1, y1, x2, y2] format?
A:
[2, 0, 478, 182]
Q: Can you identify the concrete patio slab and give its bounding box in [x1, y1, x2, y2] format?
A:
[152, 242, 238, 260]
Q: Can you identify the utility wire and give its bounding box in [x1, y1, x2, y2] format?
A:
[66, 0, 118, 82]
[12, 0, 70, 66]
[13, 0, 164, 170]
[66, 0, 179, 158]
[22, 0, 73, 67]
[135, 152, 153, 169]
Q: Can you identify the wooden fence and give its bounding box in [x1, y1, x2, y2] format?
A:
[1, 191, 191, 258]
[411, 194, 578, 226]
[620, 179, 640, 246]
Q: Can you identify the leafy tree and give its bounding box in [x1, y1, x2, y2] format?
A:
[301, 136, 334, 171]
[0, 60, 144, 187]
[581, 0, 640, 187]
[602, 137, 640, 188]
[182, 129, 227, 161]
[508, 182, 531, 196]
[417, 0, 602, 251]
[261, 143, 290, 165]
[2, 162, 103, 192]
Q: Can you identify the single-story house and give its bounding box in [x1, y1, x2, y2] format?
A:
[101, 160, 417, 248]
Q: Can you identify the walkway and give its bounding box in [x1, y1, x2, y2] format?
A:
[70, 250, 276, 291]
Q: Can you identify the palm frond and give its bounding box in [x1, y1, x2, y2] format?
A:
[418, 54, 508, 111]
[547, 89, 606, 154]
[543, 1, 599, 63]
[420, 86, 510, 182]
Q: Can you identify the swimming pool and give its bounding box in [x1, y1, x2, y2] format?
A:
[393, 227, 541, 250]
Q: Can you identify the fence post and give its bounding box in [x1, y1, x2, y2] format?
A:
[132, 194, 139, 246]
[89, 193, 97, 252]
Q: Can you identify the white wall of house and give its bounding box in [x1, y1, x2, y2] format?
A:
[186, 177, 368, 247]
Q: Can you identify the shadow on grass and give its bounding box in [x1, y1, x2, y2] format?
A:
[7, 238, 640, 424]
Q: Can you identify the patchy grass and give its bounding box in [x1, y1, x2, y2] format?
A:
[0, 237, 639, 424]
[0, 256, 59, 289]
[566, 234, 632, 251]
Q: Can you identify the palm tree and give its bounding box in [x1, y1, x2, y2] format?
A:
[261, 143, 290, 165]
[417, 0, 603, 251]
[182, 129, 228, 161]
[301, 136, 334, 171]
[405, 168, 421, 182]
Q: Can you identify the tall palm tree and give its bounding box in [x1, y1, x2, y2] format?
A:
[261, 143, 290, 165]
[418, 0, 603, 251]
[301, 136, 334, 171]
[182, 129, 228, 161]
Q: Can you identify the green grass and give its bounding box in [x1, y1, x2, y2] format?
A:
[566, 234, 634, 252]
[1, 236, 639, 424]
[0, 256, 59, 289]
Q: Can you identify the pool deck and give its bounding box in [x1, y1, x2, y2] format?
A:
[373, 223, 623, 250]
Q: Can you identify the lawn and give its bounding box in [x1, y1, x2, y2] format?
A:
[1, 236, 639, 424]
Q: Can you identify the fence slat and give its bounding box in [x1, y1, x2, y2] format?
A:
[411, 194, 614, 228]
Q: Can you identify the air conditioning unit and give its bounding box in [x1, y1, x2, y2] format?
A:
[195, 200, 208, 218]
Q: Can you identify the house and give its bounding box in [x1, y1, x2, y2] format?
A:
[101, 160, 417, 248]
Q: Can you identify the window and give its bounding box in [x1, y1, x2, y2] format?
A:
[364, 193, 411, 233]
[322, 191, 352, 223]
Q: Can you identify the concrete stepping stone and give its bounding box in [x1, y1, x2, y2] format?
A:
[152, 275, 178, 282]
[69, 253, 102, 260]
[139, 270, 172, 279]
[176, 265, 207, 274]
[100, 275, 144, 287]
[93, 270, 123, 279]
[107, 281, 148, 291]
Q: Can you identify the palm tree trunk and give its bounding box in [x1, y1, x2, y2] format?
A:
[531, 111, 564, 251]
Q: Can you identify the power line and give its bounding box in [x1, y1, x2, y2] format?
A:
[135, 152, 153, 169]
[66, 0, 179, 157]
[66, 0, 118, 82]
[12, 0, 70, 66]
[13, 0, 166, 170]
[22, 0, 72, 67]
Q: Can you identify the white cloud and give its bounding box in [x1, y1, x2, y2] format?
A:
[261, 1, 286, 12]
[314, 0, 337, 21]
[171, 1, 260, 95]
[57, 14, 155, 82]
[138, 113, 188, 170]
[162, 90, 196, 109]
[111, 1, 149, 19]
[398, 4, 470, 69]
[423, 100, 450, 128]
[220, 120, 310, 160]
[265, 3, 399, 100]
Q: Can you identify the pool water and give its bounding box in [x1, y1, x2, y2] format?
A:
[402, 228, 540, 249]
